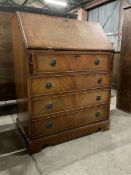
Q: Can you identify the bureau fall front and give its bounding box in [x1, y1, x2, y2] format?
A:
[11, 12, 114, 154]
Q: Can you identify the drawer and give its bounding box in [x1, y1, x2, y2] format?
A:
[31, 89, 110, 117]
[32, 53, 113, 74]
[31, 105, 109, 138]
[30, 73, 112, 96]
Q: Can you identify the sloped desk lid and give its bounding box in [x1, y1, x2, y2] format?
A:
[17, 12, 113, 51]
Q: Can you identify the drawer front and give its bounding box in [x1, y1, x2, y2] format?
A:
[31, 73, 112, 96]
[31, 105, 109, 137]
[32, 90, 110, 117]
[33, 54, 113, 73]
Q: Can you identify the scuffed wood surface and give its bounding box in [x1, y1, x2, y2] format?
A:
[17, 12, 113, 51]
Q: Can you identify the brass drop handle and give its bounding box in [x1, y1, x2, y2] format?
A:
[95, 59, 100, 65]
[46, 82, 52, 89]
[97, 78, 103, 84]
[50, 58, 56, 66]
[96, 96, 101, 101]
[47, 103, 53, 109]
[46, 122, 53, 128]
[96, 112, 101, 117]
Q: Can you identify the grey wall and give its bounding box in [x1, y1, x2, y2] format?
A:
[88, 0, 131, 51]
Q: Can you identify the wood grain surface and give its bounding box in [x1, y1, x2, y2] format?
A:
[117, 8, 131, 112]
[30, 72, 112, 96]
[12, 12, 114, 154]
[28, 120, 110, 154]
[0, 12, 16, 101]
[31, 89, 110, 117]
[11, 14, 29, 136]
[17, 12, 113, 51]
[33, 53, 113, 74]
[31, 104, 109, 138]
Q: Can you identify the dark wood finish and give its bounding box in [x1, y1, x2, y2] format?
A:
[0, 77, 15, 101]
[0, 12, 16, 101]
[117, 8, 131, 112]
[30, 72, 112, 96]
[12, 12, 113, 154]
[0, 103, 16, 116]
[112, 52, 120, 89]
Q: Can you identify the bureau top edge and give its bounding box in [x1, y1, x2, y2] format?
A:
[27, 50, 114, 55]
[27, 48, 114, 52]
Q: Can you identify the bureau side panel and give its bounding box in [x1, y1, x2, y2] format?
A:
[11, 14, 30, 137]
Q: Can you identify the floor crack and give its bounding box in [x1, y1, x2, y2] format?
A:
[31, 155, 43, 175]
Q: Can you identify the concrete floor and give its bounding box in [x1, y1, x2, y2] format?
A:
[0, 90, 131, 175]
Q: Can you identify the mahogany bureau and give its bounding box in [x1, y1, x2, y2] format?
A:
[11, 12, 114, 154]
